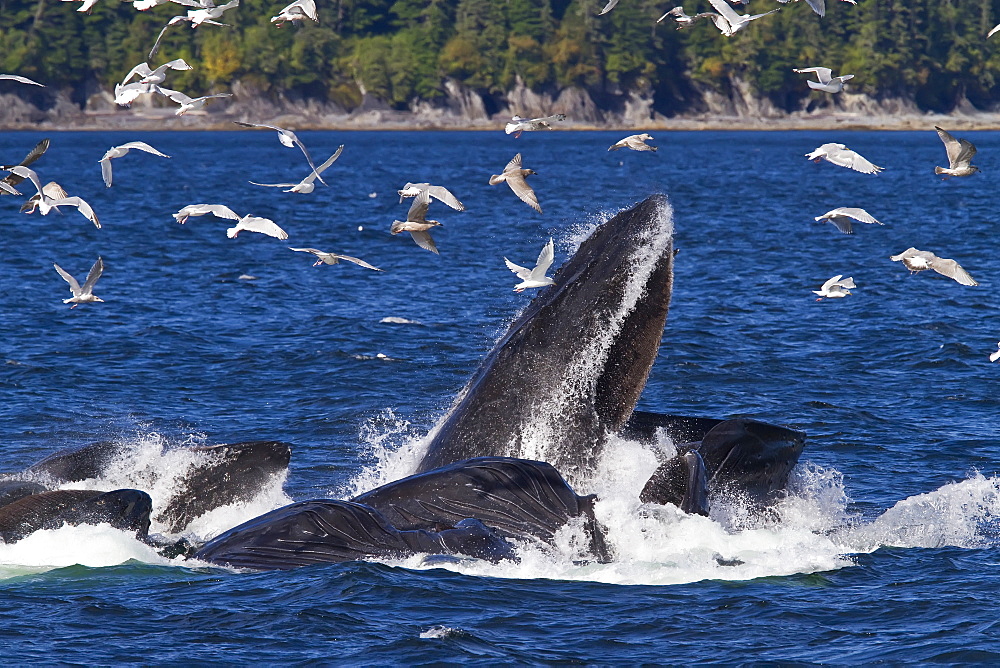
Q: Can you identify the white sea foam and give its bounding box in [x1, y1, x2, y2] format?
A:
[0, 523, 170, 576]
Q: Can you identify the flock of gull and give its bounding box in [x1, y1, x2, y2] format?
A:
[0, 0, 997, 358]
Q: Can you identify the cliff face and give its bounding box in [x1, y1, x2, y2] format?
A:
[0, 77, 995, 131]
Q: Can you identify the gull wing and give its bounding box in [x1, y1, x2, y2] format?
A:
[707, 0, 742, 23]
[405, 188, 431, 222]
[424, 184, 464, 211]
[56, 196, 101, 228]
[795, 67, 832, 83]
[827, 147, 883, 174]
[301, 145, 344, 184]
[409, 230, 439, 254]
[100, 157, 114, 187]
[149, 17, 186, 59]
[0, 181, 19, 195]
[928, 257, 978, 286]
[831, 207, 881, 225]
[53, 263, 82, 295]
[0, 74, 45, 86]
[337, 254, 382, 271]
[823, 214, 853, 234]
[288, 247, 323, 255]
[505, 172, 542, 213]
[503, 153, 524, 173]
[174, 203, 240, 222]
[117, 141, 171, 158]
[156, 86, 193, 105]
[597, 0, 619, 15]
[935, 127, 970, 168]
[82, 257, 104, 293]
[530, 238, 555, 279]
[990, 23, 1000, 38]
[249, 181, 298, 188]
[232, 216, 288, 240]
[122, 62, 154, 85]
[802, 0, 825, 15]
[6, 165, 43, 196]
[504, 258, 531, 280]
[820, 275, 844, 291]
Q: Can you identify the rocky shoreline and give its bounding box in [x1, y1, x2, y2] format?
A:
[4, 77, 1000, 132]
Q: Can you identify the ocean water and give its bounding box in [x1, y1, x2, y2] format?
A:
[1, 129, 999, 663]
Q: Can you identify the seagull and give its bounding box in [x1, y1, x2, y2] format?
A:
[396, 182, 465, 211]
[172, 203, 287, 239]
[99, 141, 171, 187]
[812, 274, 855, 300]
[0, 74, 45, 86]
[991, 342, 1000, 363]
[157, 87, 232, 115]
[6, 166, 101, 228]
[934, 126, 980, 178]
[149, 0, 240, 58]
[805, 143, 883, 174]
[608, 133, 657, 152]
[1, 138, 49, 195]
[814, 207, 882, 234]
[249, 146, 344, 193]
[793, 67, 854, 93]
[121, 59, 192, 87]
[233, 121, 325, 186]
[288, 248, 382, 270]
[53, 257, 104, 308]
[704, 0, 779, 36]
[271, 0, 318, 25]
[505, 238, 556, 293]
[504, 114, 566, 138]
[489, 153, 541, 213]
[114, 82, 159, 107]
[656, 6, 719, 28]
[889, 248, 978, 286]
[390, 189, 442, 254]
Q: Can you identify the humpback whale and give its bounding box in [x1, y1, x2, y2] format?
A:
[417, 194, 676, 482]
[191, 195, 807, 571]
[2, 439, 292, 537]
[0, 489, 152, 543]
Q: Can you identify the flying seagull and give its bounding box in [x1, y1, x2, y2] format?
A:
[805, 143, 883, 174]
[271, 0, 318, 25]
[814, 207, 882, 235]
[288, 247, 382, 270]
[489, 153, 542, 213]
[397, 182, 465, 211]
[121, 59, 192, 87]
[234, 121, 325, 186]
[172, 203, 287, 239]
[705, 0, 779, 36]
[608, 133, 657, 152]
[657, 7, 719, 28]
[6, 166, 101, 228]
[793, 67, 854, 93]
[99, 141, 171, 187]
[934, 126, 979, 178]
[249, 145, 344, 193]
[157, 87, 232, 115]
[390, 189, 442, 254]
[0, 74, 45, 86]
[889, 248, 977, 286]
[812, 274, 855, 300]
[0, 138, 49, 195]
[504, 114, 566, 138]
[149, 0, 241, 58]
[505, 237, 556, 293]
[53, 257, 104, 308]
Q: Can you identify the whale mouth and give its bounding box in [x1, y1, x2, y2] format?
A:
[416, 195, 675, 485]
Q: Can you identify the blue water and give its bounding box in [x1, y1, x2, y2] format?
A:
[2, 129, 999, 663]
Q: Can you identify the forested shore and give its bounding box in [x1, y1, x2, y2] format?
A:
[3, 0, 1000, 128]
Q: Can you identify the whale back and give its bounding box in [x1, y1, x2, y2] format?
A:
[417, 195, 675, 482]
